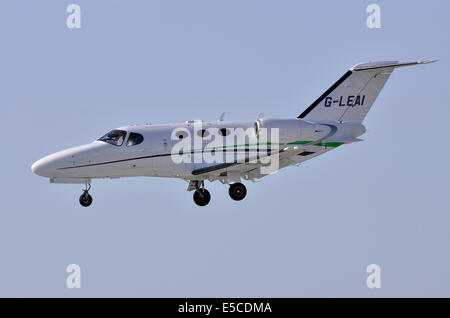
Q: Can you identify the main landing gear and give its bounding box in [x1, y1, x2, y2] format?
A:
[79, 183, 93, 207]
[228, 182, 247, 201]
[190, 181, 247, 206]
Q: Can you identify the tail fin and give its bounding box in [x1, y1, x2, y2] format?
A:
[298, 60, 436, 123]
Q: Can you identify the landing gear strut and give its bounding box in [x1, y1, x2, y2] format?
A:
[79, 183, 93, 207]
[192, 181, 211, 206]
[229, 182, 247, 201]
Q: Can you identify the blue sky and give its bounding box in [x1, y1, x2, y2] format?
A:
[0, 0, 449, 296]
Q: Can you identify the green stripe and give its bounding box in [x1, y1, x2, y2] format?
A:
[313, 142, 344, 147]
[192, 142, 273, 152]
[186, 140, 344, 152]
[288, 141, 344, 147]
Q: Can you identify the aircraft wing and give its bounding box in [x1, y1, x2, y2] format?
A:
[189, 145, 331, 182]
[190, 141, 348, 183]
[190, 149, 281, 178]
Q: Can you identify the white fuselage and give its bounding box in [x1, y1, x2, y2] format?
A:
[31, 118, 365, 183]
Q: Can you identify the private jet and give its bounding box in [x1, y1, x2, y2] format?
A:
[31, 60, 435, 206]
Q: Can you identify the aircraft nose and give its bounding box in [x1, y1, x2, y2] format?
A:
[32, 143, 104, 178]
[31, 156, 58, 177]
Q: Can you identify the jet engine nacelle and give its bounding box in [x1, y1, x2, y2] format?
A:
[256, 118, 366, 144]
[256, 118, 301, 143]
[257, 118, 327, 143]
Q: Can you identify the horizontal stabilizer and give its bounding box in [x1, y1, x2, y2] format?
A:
[351, 59, 438, 71]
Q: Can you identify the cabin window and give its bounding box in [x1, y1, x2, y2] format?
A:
[98, 130, 127, 146]
[197, 129, 209, 137]
[126, 132, 144, 146]
[176, 131, 188, 139]
[218, 128, 230, 136]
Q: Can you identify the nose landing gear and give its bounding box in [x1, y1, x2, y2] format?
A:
[79, 183, 93, 207]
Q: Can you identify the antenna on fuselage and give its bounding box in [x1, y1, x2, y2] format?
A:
[218, 112, 228, 121]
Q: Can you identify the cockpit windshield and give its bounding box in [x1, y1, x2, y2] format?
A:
[97, 130, 127, 146]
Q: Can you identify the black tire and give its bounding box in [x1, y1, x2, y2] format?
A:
[193, 188, 211, 206]
[79, 193, 93, 207]
[229, 182, 247, 201]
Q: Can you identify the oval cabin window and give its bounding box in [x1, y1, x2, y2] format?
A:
[197, 129, 209, 137]
[218, 128, 230, 136]
[176, 131, 188, 139]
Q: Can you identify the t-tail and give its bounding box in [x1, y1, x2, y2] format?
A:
[298, 60, 437, 124]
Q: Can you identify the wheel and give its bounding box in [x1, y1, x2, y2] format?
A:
[193, 188, 211, 206]
[229, 182, 247, 201]
[79, 193, 93, 207]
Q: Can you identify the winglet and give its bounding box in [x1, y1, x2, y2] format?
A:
[351, 59, 438, 71]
